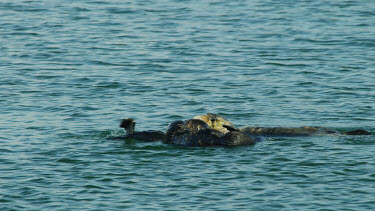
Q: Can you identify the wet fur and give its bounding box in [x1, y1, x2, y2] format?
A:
[164, 118, 255, 147]
[108, 118, 164, 141]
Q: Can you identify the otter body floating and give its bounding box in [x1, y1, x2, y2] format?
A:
[108, 114, 257, 147]
[108, 113, 371, 146]
[164, 118, 256, 147]
[240, 126, 371, 137]
[194, 113, 371, 137]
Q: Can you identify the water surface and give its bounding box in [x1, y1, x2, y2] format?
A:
[1, 0, 375, 210]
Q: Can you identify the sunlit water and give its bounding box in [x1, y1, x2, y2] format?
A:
[1, 0, 375, 210]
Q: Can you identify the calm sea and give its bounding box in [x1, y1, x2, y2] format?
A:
[1, 0, 374, 210]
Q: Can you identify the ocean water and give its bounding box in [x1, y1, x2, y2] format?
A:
[1, 0, 375, 210]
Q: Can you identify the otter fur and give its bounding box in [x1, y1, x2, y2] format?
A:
[192, 113, 235, 134]
[108, 118, 165, 141]
[191, 113, 371, 137]
[164, 118, 255, 147]
[239, 126, 371, 137]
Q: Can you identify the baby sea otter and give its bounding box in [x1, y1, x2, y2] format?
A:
[191, 113, 371, 137]
[239, 126, 371, 136]
[192, 113, 235, 133]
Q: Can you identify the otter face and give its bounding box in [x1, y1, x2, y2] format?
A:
[193, 113, 235, 134]
[167, 120, 186, 131]
[120, 118, 136, 135]
[185, 119, 210, 131]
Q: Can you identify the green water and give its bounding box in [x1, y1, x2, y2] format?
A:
[1, 0, 374, 210]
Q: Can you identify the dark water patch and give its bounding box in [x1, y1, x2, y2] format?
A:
[83, 184, 105, 189]
[56, 158, 85, 164]
[106, 7, 137, 14]
[94, 81, 122, 89]
[264, 62, 309, 67]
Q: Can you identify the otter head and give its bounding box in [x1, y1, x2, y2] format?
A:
[193, 113, 235, 134]
[120, 118, 136, 136]
[185, 119, 210, 131]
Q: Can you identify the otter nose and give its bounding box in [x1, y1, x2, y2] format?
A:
[210, 116, 216, 122]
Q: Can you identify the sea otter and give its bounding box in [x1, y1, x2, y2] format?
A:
[239, 126, 371, 136]
[108, 115, 256, 146]
[164, 118, 256, 147]
[108, 113, 371, 146]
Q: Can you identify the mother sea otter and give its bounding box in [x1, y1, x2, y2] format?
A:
[109, 113, 371, 146]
